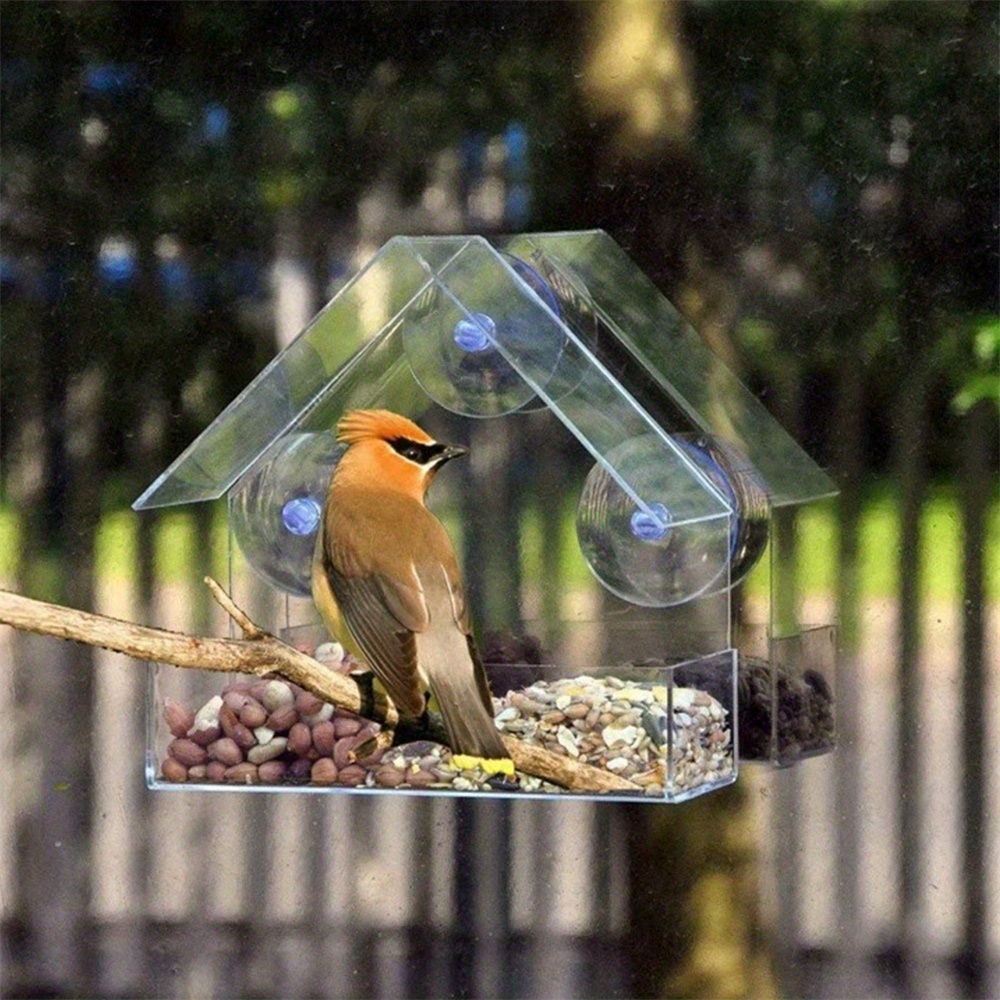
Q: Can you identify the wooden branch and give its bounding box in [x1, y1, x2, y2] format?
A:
[1, 584, 372, 717]
[0, 584, 640, 795]
[502, 736, 641, 794]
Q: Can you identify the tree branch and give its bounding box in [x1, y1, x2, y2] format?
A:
[0, 583, 640, 795]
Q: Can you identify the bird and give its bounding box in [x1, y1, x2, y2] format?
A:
[311, 408, 515, 778]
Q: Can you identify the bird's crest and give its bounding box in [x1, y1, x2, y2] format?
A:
[336, 409, 434, 447]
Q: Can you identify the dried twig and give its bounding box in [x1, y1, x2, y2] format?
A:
[0, 582, 640, 794]
[203, 576, 264, 640]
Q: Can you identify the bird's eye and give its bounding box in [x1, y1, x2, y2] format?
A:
[389, 437, 447, 465]
[390, 437, 431, 463]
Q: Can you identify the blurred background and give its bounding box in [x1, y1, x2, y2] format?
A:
[1, 2, 997, 998]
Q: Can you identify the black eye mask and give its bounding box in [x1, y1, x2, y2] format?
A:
[388, 437, 447, 466]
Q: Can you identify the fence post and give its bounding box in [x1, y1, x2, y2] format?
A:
[831, 349, 865, 986]
[895, 354, 929, 983]
[958, 397, 995, 994]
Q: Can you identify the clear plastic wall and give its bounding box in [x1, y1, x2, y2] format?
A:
[138, 231, 837, 800]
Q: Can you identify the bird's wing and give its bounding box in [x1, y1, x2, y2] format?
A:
[326, 556, 428, 719]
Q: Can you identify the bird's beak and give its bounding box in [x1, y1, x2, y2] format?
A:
[439, 444, 467, 463]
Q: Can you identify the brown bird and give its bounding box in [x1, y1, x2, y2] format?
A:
[311, 409, 514, 777]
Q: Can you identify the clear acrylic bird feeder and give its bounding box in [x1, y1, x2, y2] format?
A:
[135, 230, 838, 802]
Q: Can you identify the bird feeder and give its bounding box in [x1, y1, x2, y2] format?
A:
[135, 230, 837, 802]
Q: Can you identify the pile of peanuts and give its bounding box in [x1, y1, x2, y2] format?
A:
[160, 677, 384, 787]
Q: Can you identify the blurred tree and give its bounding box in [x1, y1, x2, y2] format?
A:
[4, 0, 995, 561]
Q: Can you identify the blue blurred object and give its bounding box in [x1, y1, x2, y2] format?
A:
[281, 495, 322, 537]
[630, 503, 672, 542]
[159, 258, 192, 299]
[460, 131, 487, 179]
[83, 63, 139, 96]
[97, 237, 138, 287]
[501, 253, 559, 317]
[505, 183, 531, 229]
[202, 102, 230, 145]
[453, 312, 495, 353]
[505, 121, 529, 174]
[226, 257, 264, 299]
[808, 175, 838, 222]
[0, 256, 18, 293]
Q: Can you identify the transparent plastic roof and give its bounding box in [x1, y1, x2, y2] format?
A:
[134, 238, 444, 509]
[133, 231, 834, 515]
[500, 231, 837, 507]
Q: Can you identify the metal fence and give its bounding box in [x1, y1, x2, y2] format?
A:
[3, 417, 997, 999]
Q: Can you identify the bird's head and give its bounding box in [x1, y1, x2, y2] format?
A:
[335, 409, 466, 499]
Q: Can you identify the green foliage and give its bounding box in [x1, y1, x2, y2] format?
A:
[952, 315, 1000, 414]
[6, 486, 992, 605]
[0, 507, 20, 583]
[740, 484, 999, 602]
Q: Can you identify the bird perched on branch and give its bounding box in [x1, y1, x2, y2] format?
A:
[312, 408, 515, 778]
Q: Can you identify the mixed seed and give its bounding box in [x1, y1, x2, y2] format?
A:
[492, 675, 733, 795]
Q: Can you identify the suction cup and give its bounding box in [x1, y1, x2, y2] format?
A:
[402, 252, 593, 418]
[576, 433, 770, 607]
[229, 432, 342, 597]
[507, 250, 599, 411]
[674, 434, 770, 585]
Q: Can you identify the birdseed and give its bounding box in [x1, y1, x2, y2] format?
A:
[156, 671, 735, 798]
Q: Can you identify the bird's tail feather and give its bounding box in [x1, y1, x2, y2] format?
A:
[418, 586, 516, 778]
[429, 670, 513, 772]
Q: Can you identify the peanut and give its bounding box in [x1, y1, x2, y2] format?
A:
[258, 760, 287, 784]
[337, 764, 366, 787]
[333, 715, 362, 739]
[287, 722, 312, 757]
[168, 738, 207, 767]
[239, 698, 268, 729]
[164, 700, 195, 738]
[207, 737, 243, 767]
[312, 720, 336, 757]
[266, 704, 298, 733]
[310, 758, 338, 785]
[230, 722, 256, 751]
[161, 757, 188, 783]
[224, 762, 259, 784]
